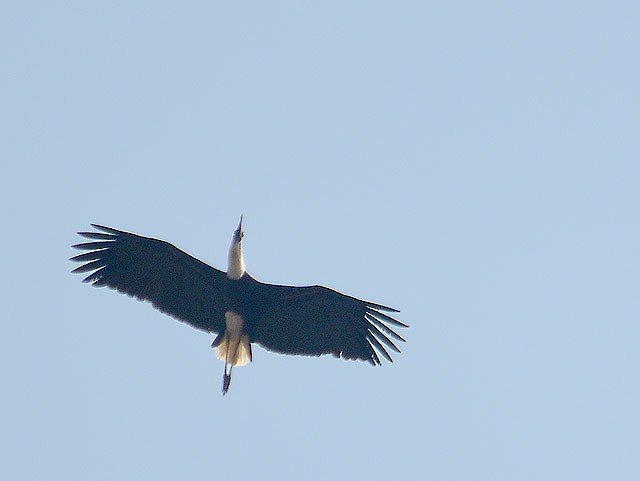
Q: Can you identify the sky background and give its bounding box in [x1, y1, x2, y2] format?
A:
[2, 2, 639, 480]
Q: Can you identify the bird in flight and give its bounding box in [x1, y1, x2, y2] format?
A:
[71, 217, 407, 394]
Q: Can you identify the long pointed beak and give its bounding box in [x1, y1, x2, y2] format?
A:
[233, 215, 244, 242]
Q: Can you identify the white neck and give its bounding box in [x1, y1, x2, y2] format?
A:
[227, 241, 245, 280]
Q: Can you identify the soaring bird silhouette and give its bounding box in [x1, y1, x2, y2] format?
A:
[71, 218, 407, 394]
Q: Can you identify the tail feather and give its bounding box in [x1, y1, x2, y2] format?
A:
[215, 332, 252, 367]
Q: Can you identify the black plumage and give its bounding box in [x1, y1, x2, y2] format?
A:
[71, 223, 407, 391]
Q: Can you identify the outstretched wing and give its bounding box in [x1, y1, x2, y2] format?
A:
[70, 224, 228, 334]
[248, 281, 408, 365]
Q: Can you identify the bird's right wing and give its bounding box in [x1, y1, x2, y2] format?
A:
[71, 224, 228, 334]
[248, 281, 407, 365]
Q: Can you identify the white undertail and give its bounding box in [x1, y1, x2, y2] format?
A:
[216, 311, 252, 367]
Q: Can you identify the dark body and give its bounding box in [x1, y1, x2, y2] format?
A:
[72, 224, 407, 368]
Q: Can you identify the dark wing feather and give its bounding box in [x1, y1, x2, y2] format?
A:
[247, 281, 408, 365]
[70, 224, 228, 333]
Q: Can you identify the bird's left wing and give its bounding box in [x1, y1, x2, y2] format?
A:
[247, 280, 408, 365]
[71, 224, 229, 334]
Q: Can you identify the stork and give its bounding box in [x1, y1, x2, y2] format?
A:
[71, 217, 407, 394]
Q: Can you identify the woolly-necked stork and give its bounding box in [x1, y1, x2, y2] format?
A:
[71, 218, 407, 394]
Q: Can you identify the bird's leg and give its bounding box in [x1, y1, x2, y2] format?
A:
[222, 343, 232, 395]
[222, 363, 232, 395]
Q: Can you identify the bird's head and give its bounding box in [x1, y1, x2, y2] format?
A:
[227, 215, 246, 279]
[233, 215, 244, 244]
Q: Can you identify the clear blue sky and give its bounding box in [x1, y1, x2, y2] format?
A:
[2, 2, 639, 480]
